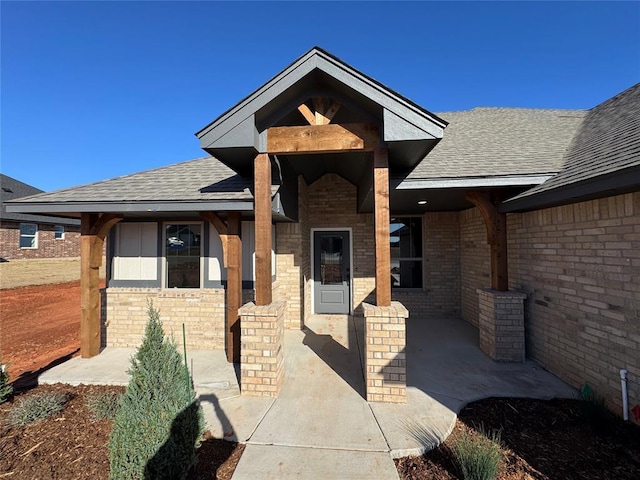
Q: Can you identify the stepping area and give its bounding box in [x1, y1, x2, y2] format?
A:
[39, 315, 575, 479]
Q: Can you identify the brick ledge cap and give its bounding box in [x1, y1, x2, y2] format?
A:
[476, 288, 527, 300]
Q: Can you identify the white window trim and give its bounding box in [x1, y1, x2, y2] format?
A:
[162, 221, 204, 289]
[54, 225, 65, 240]
[19, 223, 38, 249]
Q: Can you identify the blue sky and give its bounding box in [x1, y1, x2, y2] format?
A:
[2, 1, 639, 192]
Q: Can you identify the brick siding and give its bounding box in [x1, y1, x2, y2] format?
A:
[459, 208, 491, 326]
[307, 173, 376, 314]
[507, 192, 640, 421]
[101, 287, 227, 350]
[0, 221, 81, 260]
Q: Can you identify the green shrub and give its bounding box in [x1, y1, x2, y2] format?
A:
[86, 391, 122, 421]
[451, 427, 504, 480]
[109, 302, 204, 480]
[0, 362, 12, 404]
[6, 391, 68, 427]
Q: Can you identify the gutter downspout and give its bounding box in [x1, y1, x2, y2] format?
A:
[620, 369, 629, 421]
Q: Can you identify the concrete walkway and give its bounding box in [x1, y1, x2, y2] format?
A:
[39, 316, 575, 479]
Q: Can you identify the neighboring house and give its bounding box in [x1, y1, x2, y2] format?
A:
[7, 48, 640, 419]
[0, 174, 81, 260]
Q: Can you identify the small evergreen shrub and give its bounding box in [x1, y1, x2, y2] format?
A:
[7, 391, 68, 427]
[109, 301, 204, 480]
[0, 362, 12, 404]
[451, 427, 504, 480]
[86, 391, 122, 421]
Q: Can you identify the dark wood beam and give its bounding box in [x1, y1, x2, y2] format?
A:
[324, 101, 341, 124]
[464, 191, 508, 291]
[254, 153, 273, 305]
[374, 148, 391, 306]
[226, 212, 242, 363]
[313, 97, 326, 125]
[80, 213, 121, 358]
[267, 123, 380, 155]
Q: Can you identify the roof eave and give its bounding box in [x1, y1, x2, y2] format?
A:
[500, 167, 640, 213]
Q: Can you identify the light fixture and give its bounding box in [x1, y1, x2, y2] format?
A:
[418, 200, 427, 205]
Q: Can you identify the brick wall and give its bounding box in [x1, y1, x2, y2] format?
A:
[507, 192, 640, 421]
[459, 208, 491, 326]
[102, 287, 226, 350]
[307, 173, 376, 314]
[0, 221, 81, 260]
[274, 176, 309, 329]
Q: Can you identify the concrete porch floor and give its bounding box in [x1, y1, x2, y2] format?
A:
[39, 316, 575, 479]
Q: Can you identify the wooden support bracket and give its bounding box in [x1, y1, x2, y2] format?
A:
[200, 211, 243, 363]
[464, 191, 508, 291]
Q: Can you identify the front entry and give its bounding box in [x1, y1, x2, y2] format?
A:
[313, 230, 351, 314]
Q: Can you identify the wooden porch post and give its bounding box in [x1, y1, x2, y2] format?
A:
[80, 213, 122, 358]
[254, 153, 272, 306]
[226, 212, 242, 363]
[374, 147, 391, 306]
[200, 211, 243, 363]
[464, 192, 508, 291]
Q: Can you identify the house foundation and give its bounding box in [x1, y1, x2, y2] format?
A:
[362, 302, 408, 403]
[476, 289, 526, 362]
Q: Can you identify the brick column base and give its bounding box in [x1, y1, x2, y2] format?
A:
[362, 302, 408, 403]
[239, 301, 285, 397]
[476, 289, 527, 362]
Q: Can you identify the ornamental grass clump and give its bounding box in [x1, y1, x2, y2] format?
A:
[6, 391, 68, 427]
[0, 362, 12, 404]
[451, 427, 504, 480]
[578, 383, 614, 434]
[86, 391, 122, 421]
[109, 301, 204, 480]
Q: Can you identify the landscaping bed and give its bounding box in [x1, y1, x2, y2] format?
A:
[0, 383, 244, 479]
[396, 397, 640, 480]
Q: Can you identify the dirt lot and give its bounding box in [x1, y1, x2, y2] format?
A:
[0, 280, 90, 385]
[0, 258, 108, 384]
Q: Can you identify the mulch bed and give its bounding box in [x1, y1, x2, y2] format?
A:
[3, 385, 639, 479]
[0, 384, 244, 480]
[395, 397, 640, 480]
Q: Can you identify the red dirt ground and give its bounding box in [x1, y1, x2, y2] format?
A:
[0, 280, 104, 387]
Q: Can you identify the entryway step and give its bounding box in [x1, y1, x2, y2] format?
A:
[231, 444, 399, 479]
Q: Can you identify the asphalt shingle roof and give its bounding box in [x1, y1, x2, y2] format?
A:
[405, 107, 586, 180]
[1, 174, 80, 225]
[10, 156, 276, 205]
[506, 83, 640, 202]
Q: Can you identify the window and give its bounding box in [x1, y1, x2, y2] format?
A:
[19, 223, 38, 249]
[54, 225, 65, 240]
[390, 217, 422, 288]
[165, 223, 201, 288]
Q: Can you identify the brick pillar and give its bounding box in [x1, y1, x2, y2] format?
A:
[239, 301, 285, 397]
[362, 302, 408, 403]
[476, 289, 527, 362]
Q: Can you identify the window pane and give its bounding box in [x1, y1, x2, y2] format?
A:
[20, 224, 37, 236]
[54, 225, 64, 239]
[166, 224, 201, 288]
[20, 236, 36, 248]
[390, 218, 422, 259]
[320, 236, 343, 285]
[391, 260, 423, 289]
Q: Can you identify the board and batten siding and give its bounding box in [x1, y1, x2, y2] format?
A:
[113, 222, 159, 281]
[110, 221, 275, 286]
